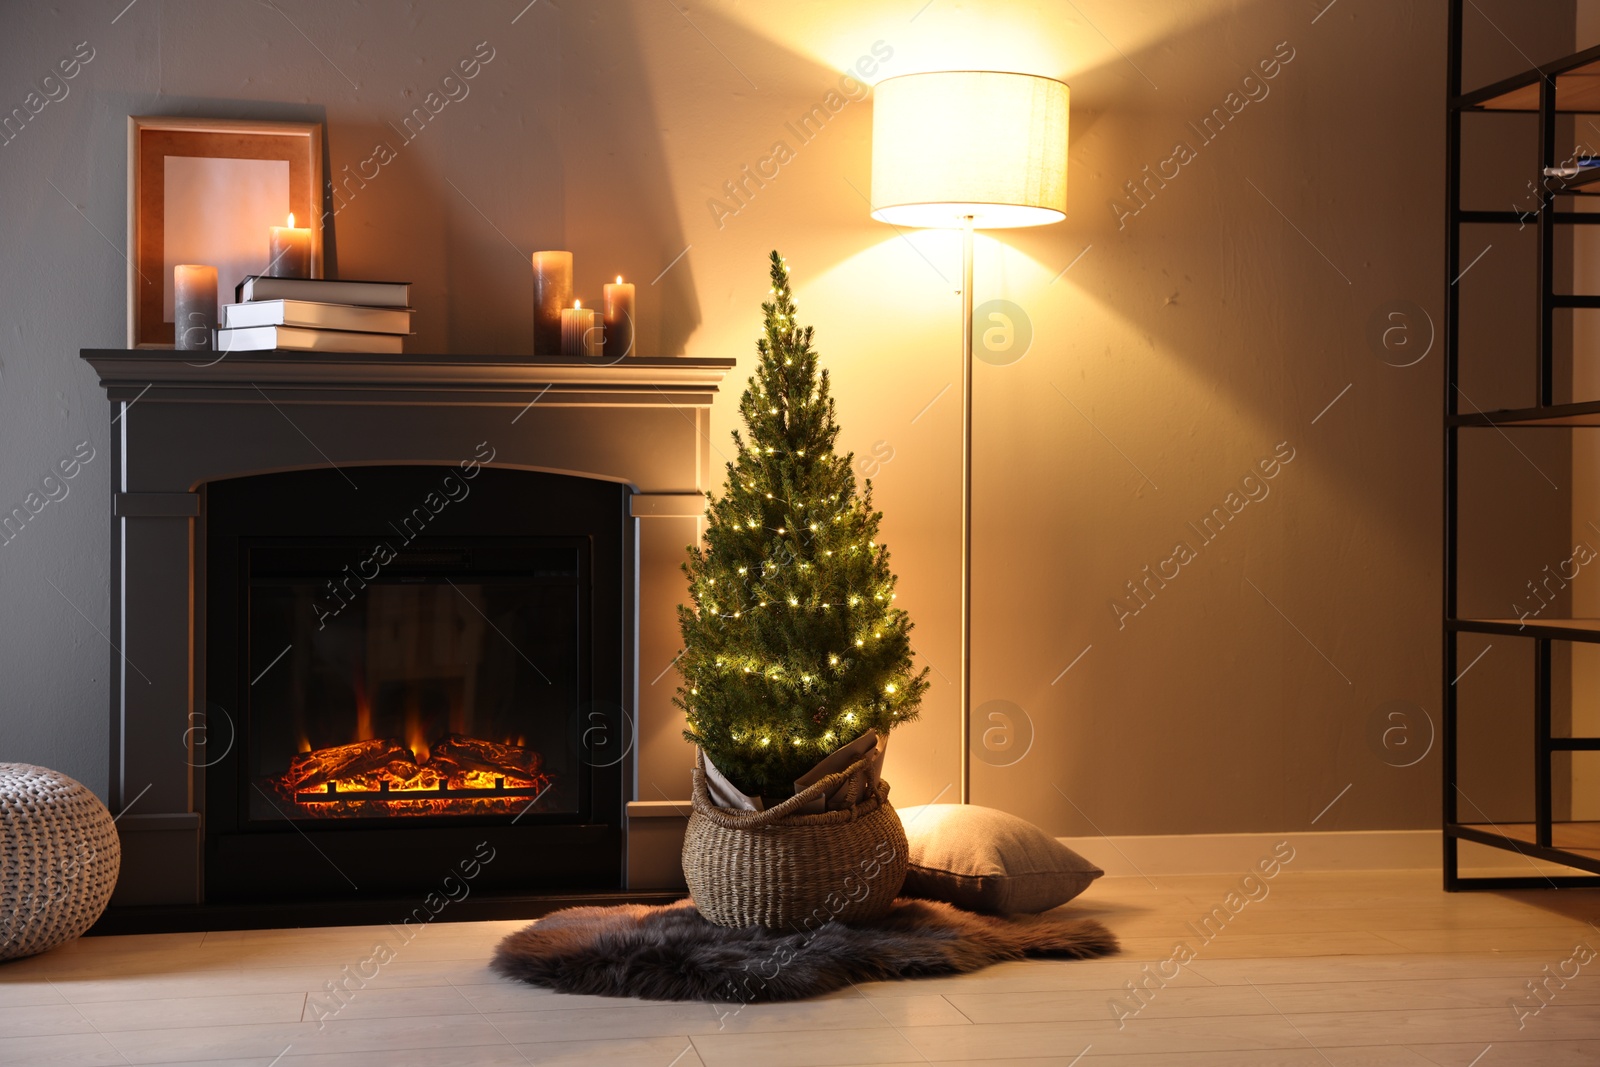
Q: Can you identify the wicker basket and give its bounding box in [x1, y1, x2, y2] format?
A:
[682, 748, 908, 930]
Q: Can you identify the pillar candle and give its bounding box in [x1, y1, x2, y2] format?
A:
[561, 302, 601, 357]
[173, 264, 218, 351]
[267, 213, 311, 278]
[602, 275, 636, 359]
[532, 250, 574, 355]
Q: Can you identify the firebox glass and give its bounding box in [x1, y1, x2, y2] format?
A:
[244, 544, 581, 822]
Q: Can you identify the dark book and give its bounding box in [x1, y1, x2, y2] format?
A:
[235, 276, 413, 308]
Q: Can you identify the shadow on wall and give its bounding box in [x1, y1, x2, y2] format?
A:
[559, 2, 703, 357]
[356, 1, 702, 358]
[558, 0, 924, 354]
[309, 16, 561, 357]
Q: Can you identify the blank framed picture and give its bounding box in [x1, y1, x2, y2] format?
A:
[128, 117, 323, 348]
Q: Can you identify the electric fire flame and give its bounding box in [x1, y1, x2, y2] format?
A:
[267, 734, 549, 819]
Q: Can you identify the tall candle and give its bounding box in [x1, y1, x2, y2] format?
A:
[532, 250, 573, 355]
[561, 301, 601, 357]
[267, 212, 311, 278]
[602, 275, 636, 359]
[173, 264, 218, 351]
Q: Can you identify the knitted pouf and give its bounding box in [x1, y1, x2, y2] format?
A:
[0, 764, 121, 961]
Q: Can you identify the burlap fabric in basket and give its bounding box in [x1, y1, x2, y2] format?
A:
[683, 748, 909, 929]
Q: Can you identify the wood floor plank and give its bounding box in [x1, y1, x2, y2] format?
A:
[485, 996, 896, 1042]
[1079, 1049, 1438, 1065]
[0, 1032, 128, 1066]
[70, 990, 308, 1031]
[899, 1016, 1305, 1059]
[97, 1012, 511, 1064]
[0, 1001, 94, 1037]
[0, 979, 69, 1008]
[1286, 1005, 1600, 1046]
[508, 1035, 708, 1066]
[692, 1026, 922, 1067]
[1400, 1040, 1600, 1066]
[1188, 953, 1566, 985]
[299, 983, 477, 1023]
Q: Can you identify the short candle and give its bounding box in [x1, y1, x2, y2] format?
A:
[267, 213, 311, 279]
[561, 300, 601, 358]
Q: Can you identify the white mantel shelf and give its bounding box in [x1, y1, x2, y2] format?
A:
[80, 350, 738, 407]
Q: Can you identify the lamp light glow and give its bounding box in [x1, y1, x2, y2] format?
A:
[870, 71, 1069, 229]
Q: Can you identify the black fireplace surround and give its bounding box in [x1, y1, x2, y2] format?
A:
[204, 463, 625, 903]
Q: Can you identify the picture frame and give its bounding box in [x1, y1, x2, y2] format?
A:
[127, 116, 324, 348]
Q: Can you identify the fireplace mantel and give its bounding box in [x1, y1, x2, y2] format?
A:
[81, 350, 737, 399]
[80, 349, 735, 918]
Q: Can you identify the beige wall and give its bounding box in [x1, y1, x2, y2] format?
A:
[0, 0, 1578, 835]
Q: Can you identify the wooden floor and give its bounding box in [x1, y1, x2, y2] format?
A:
[2, 870, 1598, 1066]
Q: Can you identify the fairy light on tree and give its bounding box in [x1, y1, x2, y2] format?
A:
[675, 251, 928, 801]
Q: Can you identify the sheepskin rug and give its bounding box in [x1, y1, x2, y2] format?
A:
[490, 897, 1117, 1002]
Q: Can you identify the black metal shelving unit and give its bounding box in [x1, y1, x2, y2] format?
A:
[1445, 1, 1600, 889]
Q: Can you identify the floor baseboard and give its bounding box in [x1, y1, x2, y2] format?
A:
[1060, 829, 1586, 879]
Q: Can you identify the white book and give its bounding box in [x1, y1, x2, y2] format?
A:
[217, 326, 405, 354]
[221, 299, 414, 334]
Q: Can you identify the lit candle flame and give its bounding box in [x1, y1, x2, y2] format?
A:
[616, 275, 623, 284]
[286, 212, 295, 228]
[574, 299, 582, 309]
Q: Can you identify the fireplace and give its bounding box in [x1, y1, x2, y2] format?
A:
[80, 349, 732, 927]
[247, 542, 578, 824]
[203, 464, 625, 902]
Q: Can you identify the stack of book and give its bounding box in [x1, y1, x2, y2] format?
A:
[218, 276, 414, 354]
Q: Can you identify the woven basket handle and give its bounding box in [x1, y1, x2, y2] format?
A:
[691, 747, 882, 828]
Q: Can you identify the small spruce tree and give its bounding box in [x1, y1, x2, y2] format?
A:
[676, 251, 928, 802]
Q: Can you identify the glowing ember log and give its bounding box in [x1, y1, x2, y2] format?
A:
[265, 733, 552, 818]
[429, 734, 543, 784]
[281, 738, 418, 793]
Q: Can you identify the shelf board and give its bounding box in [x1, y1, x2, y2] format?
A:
[1451, 822, 1600, 875]
[1548, 167, 1600, 193]
[1451, 400, 1600, 426]
[1457, 209, 1600, 224]
[1450, 617, 1600, 642]
[1460, 44, 1600, 112]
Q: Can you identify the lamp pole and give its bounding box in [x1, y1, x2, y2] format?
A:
[960, 216, 974, 805]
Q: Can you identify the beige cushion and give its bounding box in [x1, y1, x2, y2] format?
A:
[897, 804, 1102, 914]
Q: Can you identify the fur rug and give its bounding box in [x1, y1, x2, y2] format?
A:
[490, 898, 1117, 1002]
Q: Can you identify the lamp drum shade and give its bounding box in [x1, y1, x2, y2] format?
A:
[871, 71, 1068, 229]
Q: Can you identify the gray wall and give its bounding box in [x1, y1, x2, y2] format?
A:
[0, 0, 1574, 836]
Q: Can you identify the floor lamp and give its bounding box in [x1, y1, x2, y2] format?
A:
[869, 71, 1070, 804]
